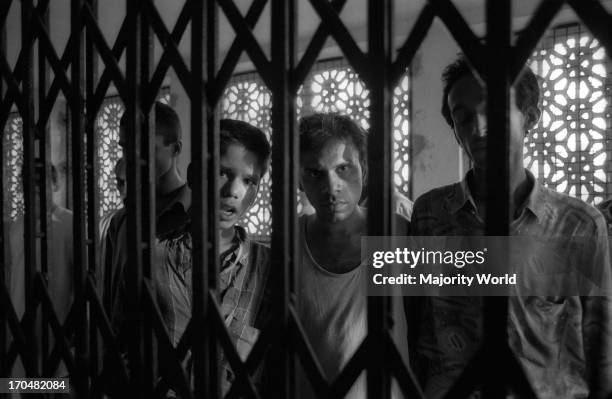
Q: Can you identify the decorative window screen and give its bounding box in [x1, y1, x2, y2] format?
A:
[2, 113, 24, 221]
[222, 59, 412, 239]
[526, 23, 612, 204]
[96, 89, 171, 219]
[1, 91, 172, 222]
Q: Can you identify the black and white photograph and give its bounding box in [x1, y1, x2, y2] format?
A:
[1, 0, 612, 397]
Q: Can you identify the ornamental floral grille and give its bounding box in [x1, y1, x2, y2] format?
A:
[97, 97, 126, 218]
[2, 113, 24, 221]
[298, 60, 371, 130]
[96, 90, 171, 219]
[393, 74, 412, 196]
[223, 61, 412, 239]
[526, 23, 612, 204]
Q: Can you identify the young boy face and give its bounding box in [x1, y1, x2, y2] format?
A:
[218, 143, 262, 231]
[300, 138, 364, 223]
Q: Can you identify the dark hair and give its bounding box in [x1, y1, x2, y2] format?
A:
[298, 113, 367, 168]
[120, 101, 181, 145]
[220, 119, 271, 175]
[441, 55, 540, 128]
[114, 157, 125, 179]
[186, 120, 271, 188]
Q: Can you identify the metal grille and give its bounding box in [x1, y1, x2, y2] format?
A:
[223, 60, 412, 239]
[1, 92, 171, 223]
[95, 90, 171, 219]
[1, 0, 611, 398]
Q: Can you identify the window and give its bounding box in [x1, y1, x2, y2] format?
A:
[97, 97, 126, 218]
[1, 90, 172, 223]
[222, 59, 412, 239]
[2, 113, 24, 221]
[526, 23, 612, 204]
[96, 90, 171, 219]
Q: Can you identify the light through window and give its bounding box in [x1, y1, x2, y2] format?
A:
[526, 24, 611, 204]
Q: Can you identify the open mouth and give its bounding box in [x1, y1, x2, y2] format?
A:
[220, 204, 237, 219]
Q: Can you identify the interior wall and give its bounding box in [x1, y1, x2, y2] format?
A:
[409, 20, 463, 198]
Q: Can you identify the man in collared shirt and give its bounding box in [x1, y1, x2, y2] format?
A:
[97, 157, 125, 301]
[112, 119, 272, 397]
[103, 102, 191, 397]
[104, 101, 187, 315]
[166, 120, 272, 396]
[409, 56, 612, 398]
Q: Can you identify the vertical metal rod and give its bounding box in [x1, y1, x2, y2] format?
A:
[270, 0, 297, 396]
[125, 0, 145, 396]
[37, 0, 52, 375]
[206, 2, 221, 395]
[85, 0, 99, 383]
[191, 0, 206, 394]
[290, 2, 298, 393]
[367, 0, 394, 397]
[71, 0, 89, 395]
[484, 0, 511, 397]
[0, 1, 6, 367]
[192, 0, 220, 395]
[21, 0, 38, 377]
[140, 3, 156, 394]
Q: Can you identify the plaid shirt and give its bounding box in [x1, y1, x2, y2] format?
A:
[107, 185, 272, 395]
[152, 224, 272, 395]
[410, 170, 612, 399]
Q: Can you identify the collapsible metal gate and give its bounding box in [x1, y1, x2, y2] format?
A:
[1, 0, 611, 397]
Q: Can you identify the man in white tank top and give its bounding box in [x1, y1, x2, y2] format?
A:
[295, 113, 409, 399]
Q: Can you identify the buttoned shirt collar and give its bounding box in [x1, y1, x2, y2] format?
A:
[220, 225, 250, 271]
[445, 168, 546, 221]
[157, 184, 191, 239]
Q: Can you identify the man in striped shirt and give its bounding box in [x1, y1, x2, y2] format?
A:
[110, 119, 273, 397]
[409, 56, 612, 398]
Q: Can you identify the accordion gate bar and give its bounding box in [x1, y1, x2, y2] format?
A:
[1, 0, 612, 398]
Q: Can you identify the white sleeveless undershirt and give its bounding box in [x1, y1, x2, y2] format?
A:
[295, 217, 409, 399]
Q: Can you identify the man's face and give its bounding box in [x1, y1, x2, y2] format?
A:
[119, 125, 177, 180]
[218, 143, 262, 231]
[154, 133, 176, 180]
[448, 74, 527, 171]
[300, 138, 364, 223]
